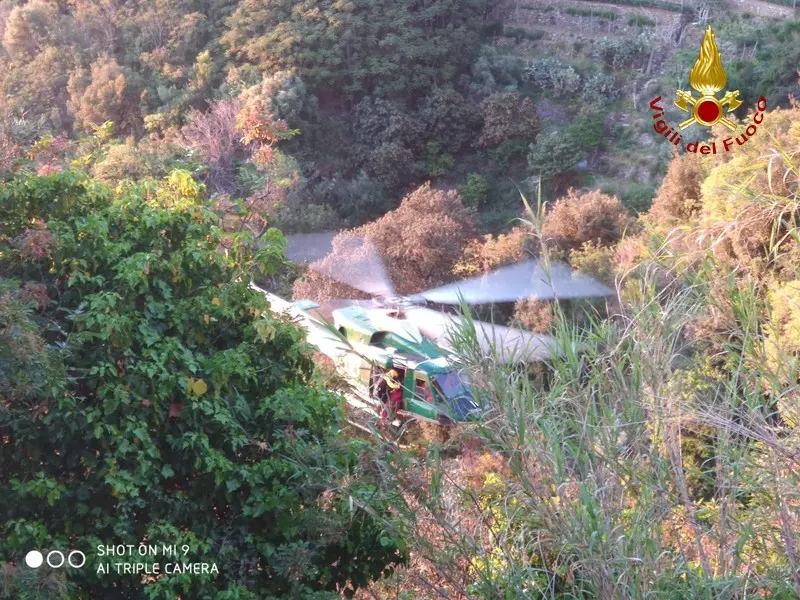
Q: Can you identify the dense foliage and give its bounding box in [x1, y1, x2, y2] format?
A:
[0, 171, 405, 599]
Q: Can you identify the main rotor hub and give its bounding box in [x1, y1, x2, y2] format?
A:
[373, 295, 426, 315]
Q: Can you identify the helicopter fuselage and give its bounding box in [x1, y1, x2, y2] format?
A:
[255, 287, 481, 424]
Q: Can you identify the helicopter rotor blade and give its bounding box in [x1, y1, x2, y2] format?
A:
[405, 306, 557, 363]
[416, 259, 613, 305]
[308, 234, 396, 298]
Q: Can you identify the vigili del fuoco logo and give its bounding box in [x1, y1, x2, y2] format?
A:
[649, 25, 766, 155]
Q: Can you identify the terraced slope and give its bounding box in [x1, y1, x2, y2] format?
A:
[488, 0, 795, 209]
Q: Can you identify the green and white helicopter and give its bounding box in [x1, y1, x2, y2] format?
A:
[255, 236, 612, 425]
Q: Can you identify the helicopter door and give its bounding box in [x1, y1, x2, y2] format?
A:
[405, 374, 438, 422]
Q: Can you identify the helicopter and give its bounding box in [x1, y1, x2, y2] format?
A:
[254, 236, 613, 425]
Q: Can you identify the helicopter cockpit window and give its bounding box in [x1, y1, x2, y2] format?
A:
[433, 371, 469, 400]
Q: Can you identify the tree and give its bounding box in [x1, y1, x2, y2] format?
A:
[294, 182, 476, 300]
[420, 88, 482, 154]
[67, 57, 143, 135]
[0, 170, 406, 598]
[182, 98, 244, 194]
[2, 1, 62, 60]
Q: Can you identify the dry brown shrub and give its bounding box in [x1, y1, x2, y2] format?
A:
[17, 222, 56, 261]
[649, 152, 703, 223]
[697, 107, 799, 279]
[462, 451, 513, 490]
[19, 283, 49, 311]
[542, 188, 630, 254]
[294, 183, 476, 300]
[453, 226, 534, 277]
[512, 298, 554, 334]
[614, 234, 649, 275]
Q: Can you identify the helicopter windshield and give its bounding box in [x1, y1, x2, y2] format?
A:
[433, 371, 482, 420]
[433, 372, 469, 399]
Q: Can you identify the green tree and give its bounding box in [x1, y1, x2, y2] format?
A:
[0, 170, 406, 598]
[527, 132, 582, 181]
[420, 88, 482, 154]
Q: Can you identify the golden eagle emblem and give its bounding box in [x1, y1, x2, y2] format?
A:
[674, 25, 742, 131]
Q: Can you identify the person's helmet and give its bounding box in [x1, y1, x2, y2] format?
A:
[388, 369, 399, 379]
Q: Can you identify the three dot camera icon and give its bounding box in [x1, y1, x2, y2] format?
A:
[25, 549, 86, 570]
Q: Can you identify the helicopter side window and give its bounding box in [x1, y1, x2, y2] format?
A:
[414, 378, 434, 404]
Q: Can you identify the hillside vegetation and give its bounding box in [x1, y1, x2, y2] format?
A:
[1, 0, 799, 598]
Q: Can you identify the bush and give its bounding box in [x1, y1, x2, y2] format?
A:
[238, 69, 316, 128]
[568, 0, 682, 10]
[649, 153, 703, 222]
[597, 37, 649, 70]
[503, 27, 545, 43]
[365, 141, 420, 192]
[628, 14, 656, 27]
[512, 298, 554, 333]
[564, 7, 618, 19]
[0, 171, 406, 597]
[67, 57, 143, 135]
[569, 240, 616, 283]
[273, 201, 342, 234]
[424, 142, 455, 178]
[353, 97, 423, 153]
[565, 112, 606, 152]
[542, 188, 630, 253]
[459, 173, 491, 209]
[454, 227, 532, 276]
[488, 138, 531, 176]
[481, 19, 504, 37]
[524, 57, 581, 97]
[182, 98, 245, 194]
[527, 133, 583, 181]
[580, 73, 618, 106]
[92, 140, 157, 184]
[764, 280, 800, 428]
[311, 171, 392, 226]
[420, 88, 482, 154]
[466, 46, 523, 99]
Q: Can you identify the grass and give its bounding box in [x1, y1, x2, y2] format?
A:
[378, 192, 800, 597]
[564, 6, 619, 19]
